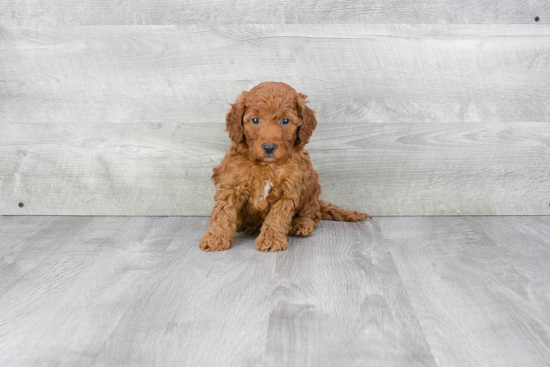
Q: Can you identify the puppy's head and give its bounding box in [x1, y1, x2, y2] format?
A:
[226, 82, 317, 163]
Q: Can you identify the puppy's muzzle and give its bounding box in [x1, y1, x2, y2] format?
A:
[262, 143, 277, 154]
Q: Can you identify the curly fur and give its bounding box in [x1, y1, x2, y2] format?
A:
[200, 82, 371, 252]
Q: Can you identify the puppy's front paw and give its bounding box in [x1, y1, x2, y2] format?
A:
[256, 230, 288, 252]
[200, 231, 232, 251]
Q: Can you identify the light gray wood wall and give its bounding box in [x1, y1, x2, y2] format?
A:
[2, 120, 550, 216]
[1, 9, 549, 216]
[1, 0, 547, 25]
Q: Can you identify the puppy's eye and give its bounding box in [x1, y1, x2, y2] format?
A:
[280, 118, 290, 125]
[252, 118, 260, 125]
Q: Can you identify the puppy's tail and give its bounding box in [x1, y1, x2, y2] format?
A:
[319, 200, 372, 221]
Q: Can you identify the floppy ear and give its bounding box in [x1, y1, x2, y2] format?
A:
[225, 91, 248, 144]
[296, 93, 318, 146]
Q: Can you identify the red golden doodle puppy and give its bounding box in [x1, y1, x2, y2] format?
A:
[200, 82, 371, 252]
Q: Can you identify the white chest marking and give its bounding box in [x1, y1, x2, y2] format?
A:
[258, 181, 272, 202]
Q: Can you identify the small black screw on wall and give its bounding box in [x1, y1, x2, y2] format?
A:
[535, 16, 540, 22]
[18, 202, 24, 208]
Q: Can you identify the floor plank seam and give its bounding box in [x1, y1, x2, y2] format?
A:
[370, 219, 441, 367]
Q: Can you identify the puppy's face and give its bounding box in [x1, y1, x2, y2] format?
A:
[226, 82, 317, 163]
[242, 96, 300, 163]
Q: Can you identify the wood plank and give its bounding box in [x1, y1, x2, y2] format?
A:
[0, 216, 182, 366]
[91, 217, 277, 367]
[0, 122, 221, 216]
[514, 216, 550, 246]
[0, 216, 92, 295]
[476, 216, 550, 300]
[2, 25, 550, 126]
[262, 220, 436, 367]
[0, 0, 547, 25]
[2, 25, 549, 216]
[0, 216, 57, 251]
[2, 121, 549, 216]
[378, 216, 550, 367]
[1, 216, 549, 366]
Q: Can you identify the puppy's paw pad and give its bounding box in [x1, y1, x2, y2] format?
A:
[200, 232, 232, 251]
[256, 232, 288, 252]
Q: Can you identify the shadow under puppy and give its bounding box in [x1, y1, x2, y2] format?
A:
[200, 82, 371, 252]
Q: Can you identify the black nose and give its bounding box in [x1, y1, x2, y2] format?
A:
[262, 143, 277, 154]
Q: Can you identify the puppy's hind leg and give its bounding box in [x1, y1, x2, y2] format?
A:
[288, 217, 315, 237]
[288, 200, 321, 237]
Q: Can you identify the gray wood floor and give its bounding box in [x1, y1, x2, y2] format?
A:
[0, 216, 549, 366]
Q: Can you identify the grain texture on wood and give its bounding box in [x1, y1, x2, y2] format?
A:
[262, 220, 436, 367]
[91, 218, 276, 367]
[2, 25, 550, 126]
[378, 216, 550, 367]
[2, 24, 550, 216]
[2, 121, 549, 216]
[0, 216, 182, 367]
[1, 216, 550, 366]
[0, 216, 92, 295]
[0, 0, 548, 25]
[0, 122, 220, 216]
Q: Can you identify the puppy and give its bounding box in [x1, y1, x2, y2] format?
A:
[200, 82, 371, 252]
